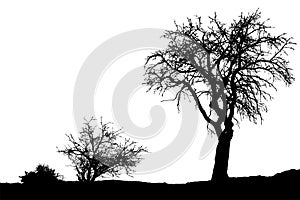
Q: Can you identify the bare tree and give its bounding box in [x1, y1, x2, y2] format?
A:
[144, 9, 295, 181]
[58, 117, 148, 182]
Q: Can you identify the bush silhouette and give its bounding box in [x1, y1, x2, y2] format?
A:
[19, 164, 63, 184]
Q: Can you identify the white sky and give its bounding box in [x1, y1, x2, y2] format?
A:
[0, 0, 299, 183]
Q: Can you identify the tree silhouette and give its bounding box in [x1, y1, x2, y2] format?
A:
[144, 9, 295, 181]
[19, 164, 63, 184]
[58, 116, 148, 182]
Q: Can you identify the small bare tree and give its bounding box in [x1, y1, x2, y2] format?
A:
[58, 117, 147, 182]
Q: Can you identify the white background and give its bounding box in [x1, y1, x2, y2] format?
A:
[0, 0, 299, 183]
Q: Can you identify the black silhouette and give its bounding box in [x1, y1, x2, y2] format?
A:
[19, 164, 63, 184]
[1, 10, 299, 200]
[144, 9, 296, 182]
[57, 116, 148, 182]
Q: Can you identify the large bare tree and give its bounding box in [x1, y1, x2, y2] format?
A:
[144, 9, 295, 181]
[58, 117, 147, 182]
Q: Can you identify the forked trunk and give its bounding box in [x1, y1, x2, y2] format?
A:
[211, 127, 233, 182]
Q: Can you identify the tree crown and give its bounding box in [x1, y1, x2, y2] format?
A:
[144, 9, 295, 133]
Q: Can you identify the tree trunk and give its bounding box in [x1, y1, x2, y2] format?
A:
[211, 127, 233, 182]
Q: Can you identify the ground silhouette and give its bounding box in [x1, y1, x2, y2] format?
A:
[1, 169, 299, 199]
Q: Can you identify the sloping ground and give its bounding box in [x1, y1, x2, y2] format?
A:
[0, 169, 299, 199]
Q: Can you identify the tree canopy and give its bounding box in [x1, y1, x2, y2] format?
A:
[144, 9, 295, 136]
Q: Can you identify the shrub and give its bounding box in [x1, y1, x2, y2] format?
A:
[19, 164, 63, 184]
